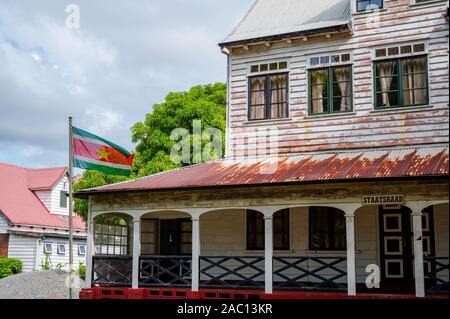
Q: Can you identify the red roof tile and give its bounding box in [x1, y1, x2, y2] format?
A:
[78, 144, 448, 194]
[0, 163, 85, 230]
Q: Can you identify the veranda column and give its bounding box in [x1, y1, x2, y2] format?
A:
[85, 198, 94, 288]
[264, 216, 273, 294]
[345, 212, 356, 296]
[132, 218, 141, 289]
[412, 211, 425, 297]
[191, 217, 200, 292]
[85, 219, 95, 288]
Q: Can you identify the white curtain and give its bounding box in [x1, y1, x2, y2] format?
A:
[270, 75, 286, 118]
[250, 77, 265, 119]
[403, 58, 426, 105]
[334, 67, 351, 111]
[311, 70, 327, 113]
[377, 61, 396, 107]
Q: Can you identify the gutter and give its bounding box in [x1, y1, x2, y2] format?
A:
[220, 47, 231, 158]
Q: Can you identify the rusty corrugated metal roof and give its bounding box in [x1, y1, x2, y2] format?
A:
[77, 145, 449, 194]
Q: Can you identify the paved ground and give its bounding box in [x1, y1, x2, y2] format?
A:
[0, 270, 85, 299]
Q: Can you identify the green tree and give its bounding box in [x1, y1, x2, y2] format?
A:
[74, 83, 226, 221]
[131, 82, 226, 176]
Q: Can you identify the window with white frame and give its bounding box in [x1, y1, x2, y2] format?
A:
[356, 0, 383, 12]
[57, 243, 66, 255]
[373, 43, 429, 109]
[248, 61, 289, 121]
[78, 244, 86, 255]
[308, 53, 353, 115]
[43, 242, 52, 254]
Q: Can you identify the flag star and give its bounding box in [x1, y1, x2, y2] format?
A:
[97, 148, 110, 160]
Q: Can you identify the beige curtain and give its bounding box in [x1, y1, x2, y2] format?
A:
[270, 75, 286, 118]
[311, 69, 327, 113]
[250, 77, 265, 119]
[377, 61, 396, 107]
[334, 67, 351, 111]
[403, 58, 426, 105]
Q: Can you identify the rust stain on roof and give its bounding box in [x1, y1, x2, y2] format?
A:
[78, 145, 449, 194]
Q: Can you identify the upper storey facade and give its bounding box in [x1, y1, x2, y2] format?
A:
[220, 0, 449, 157]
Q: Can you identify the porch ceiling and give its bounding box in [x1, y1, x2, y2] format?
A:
[76, 144, 449, 195]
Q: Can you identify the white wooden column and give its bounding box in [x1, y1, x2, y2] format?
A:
[132, 218, 141, 289]
[264, 216, 273, 294]
[85, 220, 95, 288]
[191, 217, 200, 292]
[345, 212, 356, 296]
[412, 211, 425, 297]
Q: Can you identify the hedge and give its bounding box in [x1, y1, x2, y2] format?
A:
[0, 257, 23, 279]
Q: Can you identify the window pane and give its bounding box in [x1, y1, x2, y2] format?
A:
[357, 0, 370, 11]
[251, 65, 259, 73]
[310, 69, 328, 114]
[260, 64, 268, 72]
[388, 47, 399, 56]
[413, 43, 425, 52]
[332, 66, 351, 112]
[402, 57, 427, 105]
[401, 45, 412, 54]
[309, 207, 346, 250]
[375, 61, 398, 108]
[270, 74, 287, 89]
[358, 0, 383, 11]
[310, 57, 320, 65]
[320, 56, 330, 64]
[279, 61, 288, 69]
[269, 62, 278, 70]
[270, 103, 287, 118]
[376, 49, 386, 57]
[249, 76, 266, 120]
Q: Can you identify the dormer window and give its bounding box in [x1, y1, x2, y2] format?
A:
[356, 0, 383, 12]
[248, 61, 289, 121]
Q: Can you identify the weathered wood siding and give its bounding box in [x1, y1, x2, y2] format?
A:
[7, 235, 38, 272]
[7, 234, 86, 272]
[38, 238, 86, 271]
[226, 0, 449, 157]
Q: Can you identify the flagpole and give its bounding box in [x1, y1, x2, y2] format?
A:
[68, 116, 74, 299]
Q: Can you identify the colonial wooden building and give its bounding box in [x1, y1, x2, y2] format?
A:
[78, 0, 448, 299]
[0, 164, 86, 272]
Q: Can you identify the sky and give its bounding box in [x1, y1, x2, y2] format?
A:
[0, 0, 254, 169]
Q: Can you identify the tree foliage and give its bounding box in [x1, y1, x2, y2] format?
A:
[74, 83, 226, 221]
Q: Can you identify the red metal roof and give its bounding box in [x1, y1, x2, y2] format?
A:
[0, 163, 85, 230]
[79, 145, 448, 194]
[26, 167, 67, 190]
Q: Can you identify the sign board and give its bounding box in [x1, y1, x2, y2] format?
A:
[362, 195, 405, 205]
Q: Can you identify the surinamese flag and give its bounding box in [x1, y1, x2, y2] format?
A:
[72, 126, 134, 176]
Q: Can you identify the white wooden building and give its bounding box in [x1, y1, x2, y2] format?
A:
[77, 0, 448, 299]
[0, 164, 86, 272]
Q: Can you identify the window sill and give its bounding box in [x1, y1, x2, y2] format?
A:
[369, 104, 433, 115]
[352, 8, 387, 16]
[243, 118, 293, 126]
[409, 0, 447, 8]
[303, 112, 356, 121]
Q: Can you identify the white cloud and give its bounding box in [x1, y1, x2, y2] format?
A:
[0, 0, 255, 168]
